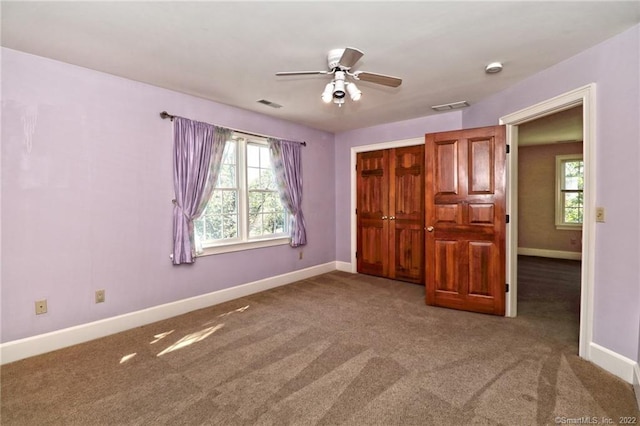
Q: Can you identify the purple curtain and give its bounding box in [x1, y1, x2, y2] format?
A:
[172, 117, 231, 264]
[268, 138, 307, 247]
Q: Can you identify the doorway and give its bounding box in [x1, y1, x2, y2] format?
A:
[500, 84, 596, 359]
[517, 105, 584, 347]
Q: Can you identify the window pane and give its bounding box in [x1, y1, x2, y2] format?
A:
[247, 144, 260, 167]
[217, 164, 236, 188]
[250, 214, 263, 237]
[222, 214, 237, 239]
[260, 147, 271, 168]
[265, 212, 285, 234]
[222, 190, 237, 214]
[263, 191, 281, 212]
[563, 160, 583, 190]
[261, 168, 275, 189]
[248, 191, 264, 217]
[564, 193, 583, 224]
[247, 167, 260, 189]
[205, 215, 222, 240]
[223, 141, 236, 164]
[208, 191, 223, 214]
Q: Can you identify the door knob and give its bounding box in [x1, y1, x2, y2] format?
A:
[426, 226, 434, 232]
[381, 216, 388, 220]
[389, 216, 396, 220]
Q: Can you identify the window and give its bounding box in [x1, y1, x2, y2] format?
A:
[556, 154, 584, 229]
[194, 134, 289, 254]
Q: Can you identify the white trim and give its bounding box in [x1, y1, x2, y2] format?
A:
[505, 124, 519, 317]
[335, 261, 353, 272]
[517, 248, 582, 260]
[197, 237, 290, 256]
[500, 83, 596, 360]
[633, 363, 640, 410]
[0, 262, 337, 365]
[349, 137, 424, 272]
[589, 343, 635, 383]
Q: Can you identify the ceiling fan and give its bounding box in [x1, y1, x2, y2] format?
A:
[276, 47, 402, 107]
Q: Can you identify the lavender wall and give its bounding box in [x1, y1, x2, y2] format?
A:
[333, 113, 462, 262]
[462, 25, 640, 361]
[1, 48, 336, 343]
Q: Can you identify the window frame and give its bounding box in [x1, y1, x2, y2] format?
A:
[555, 153, 584, 230]
[195, 134, 290, 256]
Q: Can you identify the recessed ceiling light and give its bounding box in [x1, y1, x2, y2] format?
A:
[485, 62, 503, 74]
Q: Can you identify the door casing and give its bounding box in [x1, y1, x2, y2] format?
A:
[500, 83, 596, 359]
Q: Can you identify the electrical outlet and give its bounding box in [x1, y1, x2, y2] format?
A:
[95, 289, 105, 304]
[595, 206, 605, 223]
[35, 299, 47, 315]
[299, 250, 303, 260]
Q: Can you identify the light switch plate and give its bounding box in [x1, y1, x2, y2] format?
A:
[595, 207, 605, 223]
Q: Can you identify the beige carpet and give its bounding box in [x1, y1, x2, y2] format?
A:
[1, 257, 638, 425]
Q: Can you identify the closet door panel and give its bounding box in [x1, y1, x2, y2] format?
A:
[390, 145, 424, 283]
[357, 150, 390, 277]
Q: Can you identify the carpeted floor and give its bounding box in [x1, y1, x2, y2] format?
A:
[1, 256, 638, 425]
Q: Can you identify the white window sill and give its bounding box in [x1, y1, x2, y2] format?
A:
[555, 224, 583, 231]
[196, 237, 291, 256]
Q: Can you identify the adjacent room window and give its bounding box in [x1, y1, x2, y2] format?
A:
[556, 154, 584, 229]
[194, 134, 289, 254]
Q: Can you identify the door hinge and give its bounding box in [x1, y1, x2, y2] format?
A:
[506, 144, 510, 154]
[506, 283, 510, 293]
[506, 214, 510, 224]
[355, 208, 357, 215]
[355, 251, 358, 259]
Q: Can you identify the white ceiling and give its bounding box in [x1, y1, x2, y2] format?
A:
[2, 1, 639, 134]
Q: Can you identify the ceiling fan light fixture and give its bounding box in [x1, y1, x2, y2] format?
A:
[321, 82, 334, 103]
[333, 74, 346, 99]
[347, 82, 362, 101]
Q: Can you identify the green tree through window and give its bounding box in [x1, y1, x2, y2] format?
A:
[556, 154, 583, 228]
[194, 137, 288, 252]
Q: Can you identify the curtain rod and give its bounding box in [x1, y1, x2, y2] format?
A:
[160, 111, 306, 146]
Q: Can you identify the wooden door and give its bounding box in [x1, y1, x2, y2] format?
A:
[357, 150, 389, 277]
[357, 146, 424, 283]
[425, 126, 506, 315]
[389, 145, 424, 283]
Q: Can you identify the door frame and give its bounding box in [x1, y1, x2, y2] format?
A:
[500, 83, 596, 359]
[350, 137, 424, 272]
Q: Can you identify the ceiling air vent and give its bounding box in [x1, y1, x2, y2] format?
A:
[257, 99, 283, 109]
[431, 101, 470, 112]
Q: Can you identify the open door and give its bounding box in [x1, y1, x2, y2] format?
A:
[425, 125, 506, 315]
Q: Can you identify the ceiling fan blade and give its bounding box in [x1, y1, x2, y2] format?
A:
[354, 71, 402, 88]
[276, 71, 329, 76]
[339, 47, 364, 69]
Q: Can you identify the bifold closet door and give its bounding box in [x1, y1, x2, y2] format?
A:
[357, 145, 424, 284]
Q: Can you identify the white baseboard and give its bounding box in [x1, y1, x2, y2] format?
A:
[634, 363, 640, 410]
[0, 262, 337, 365]
[589, 342, 635, 383]
[335, 261, 353, 273]
[518, 247, 582, 260]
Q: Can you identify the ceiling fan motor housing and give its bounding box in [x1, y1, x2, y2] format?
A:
[327, 48, 347, 70]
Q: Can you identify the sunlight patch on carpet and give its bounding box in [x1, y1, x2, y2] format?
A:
[157, 324, 224, 357]
[119, 353, 137, 364]
[150, 330, 175, 344]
